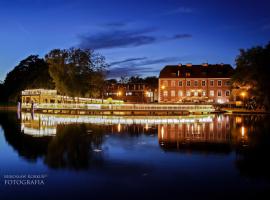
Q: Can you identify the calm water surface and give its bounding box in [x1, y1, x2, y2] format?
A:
[0, 111, 270, 199]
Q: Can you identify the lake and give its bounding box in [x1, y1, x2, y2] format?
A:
[0, 111, 270, 199]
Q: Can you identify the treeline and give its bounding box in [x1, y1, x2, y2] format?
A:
[106, 76, 158, 87]
[0, 48, 108, 103]
[232, 41, 270, 109]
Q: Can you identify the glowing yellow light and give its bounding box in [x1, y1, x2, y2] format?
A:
[241, 126, 245, 137]
[117, 123, 121, 132]
[161, 85, 165, 90]
[145, 123, 149, 131]
[117, 91, 122, 96]
[161, 126, 164, 139]
[241, 92, 246, 97]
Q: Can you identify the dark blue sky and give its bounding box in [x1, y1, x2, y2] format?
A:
[0, 0, 269, 79]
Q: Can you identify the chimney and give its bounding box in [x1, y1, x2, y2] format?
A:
[186, 63, 192, 67]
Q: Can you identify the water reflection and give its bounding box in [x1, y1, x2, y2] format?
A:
[1, 111, 270, 180]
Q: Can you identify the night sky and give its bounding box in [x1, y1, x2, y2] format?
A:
[0, 0, 269, 80]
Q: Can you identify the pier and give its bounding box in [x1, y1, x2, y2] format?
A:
[21, 103, 215, 116]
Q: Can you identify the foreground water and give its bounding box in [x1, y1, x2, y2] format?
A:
[0, 111, 270, 199]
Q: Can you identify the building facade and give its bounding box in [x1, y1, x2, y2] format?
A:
[158, 63, 234, 103]
[104, 82, 158, 103]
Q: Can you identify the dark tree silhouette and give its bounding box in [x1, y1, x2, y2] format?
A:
[3, 55, 54, 102]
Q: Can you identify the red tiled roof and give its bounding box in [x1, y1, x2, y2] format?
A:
[159, 64, 234, 78]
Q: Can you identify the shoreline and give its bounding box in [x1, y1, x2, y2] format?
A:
[0, 106, 269, 115]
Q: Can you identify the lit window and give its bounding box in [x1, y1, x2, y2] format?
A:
[178, 90, 183, 97]
[218, 90, 222, 96]
[225, 90, 230, 96]
[163, 91, 168, 97]
[171, 81, 175, 87]
[218, 80, 222, 86]
[187, 81, 191, 86]
[171, 90, 175, 97]
[194, 80, 198, 86]
[210, 80, 214, 86]
[186, 72, 191, 77]
[210, 90, 214, 96]
[202, 91, 206, 96]
[178, 81, 182, 86]
[194, 91, 198, 96]
[163, 81, 168, 86]
[202, 80, 206, 86]
[187, 91, 191, 96]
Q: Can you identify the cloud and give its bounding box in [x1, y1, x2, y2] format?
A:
[78, 28, 192, 50]
[163, 7, 193, 15]
[173, 34, 192, 39]
[110, 57, 147, 66]
[108, 56, 181, 78]
[100, 22, 127, 28]
[261, 23, 270, 30]
[78, 28, 157, 49]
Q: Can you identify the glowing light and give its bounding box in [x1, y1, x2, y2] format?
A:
[241, 92, 247, 97]
[241, 126, 245, 137]
[117, 123, 121, 132]
[161, 126, 164, 139]
[161, 85, 165, 90]
[145, 123, 149, 131]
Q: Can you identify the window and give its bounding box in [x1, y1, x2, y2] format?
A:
[225, 90, 230, 96]
[187, 80, 191, 86]
[202, 80, 206, 86]
[178, 81, 182, 86]
[163, 80, 168, 86]
[218, 90, 222, 96]
[194, 91, 198, 96]
[225, 80, 230, 86]
[218, 80, 222, 86]
[202, 91, 206, 96]
[178, 90, 183, 97]
[186, 72, 191, 77]
[210, 80, 214, 86]
[171, 81, 175, 87]
[171, 90, 175, 97]
[187, 91, 191, 96]
[210, 90, 214, 96]
[163, 91, 168, 97]
[194, 80, 198, 86]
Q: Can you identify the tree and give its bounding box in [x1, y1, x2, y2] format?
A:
[0, 81, 4, 102]
[45, 48, 108, 98]
[232, 42, 270, 109]
[3, 55, 54, 102]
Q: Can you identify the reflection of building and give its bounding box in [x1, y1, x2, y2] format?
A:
[158, 63, 234, 103]
[21, 112, 56, 137]
[158, 115, 232, 151]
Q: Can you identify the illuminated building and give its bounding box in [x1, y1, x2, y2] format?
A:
[158, 63, 234, 103]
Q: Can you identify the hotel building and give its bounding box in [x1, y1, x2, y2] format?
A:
[158, 63, 234, 103]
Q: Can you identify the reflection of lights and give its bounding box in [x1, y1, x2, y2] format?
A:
[161, 126, 164, 139]
[145, 124, 149, 131]
[241, 126, 245, 137]
[117, 123, 121, 132]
